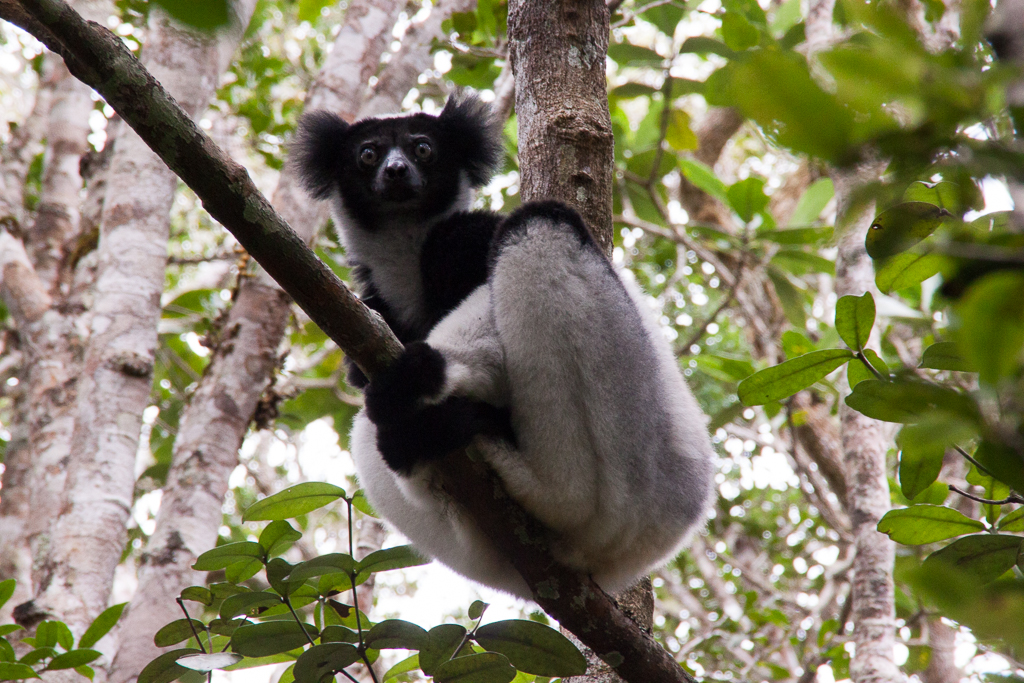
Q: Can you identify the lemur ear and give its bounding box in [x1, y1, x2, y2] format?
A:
[438, 93, 503, 188]
[292, 111, 350, 199]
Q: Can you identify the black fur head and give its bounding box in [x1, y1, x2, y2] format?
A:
[291, 94, 503, 230]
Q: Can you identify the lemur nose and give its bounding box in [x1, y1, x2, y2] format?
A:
[385, 160, 408, 179]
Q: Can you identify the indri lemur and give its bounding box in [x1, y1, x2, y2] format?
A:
[293, 94, 714, 599]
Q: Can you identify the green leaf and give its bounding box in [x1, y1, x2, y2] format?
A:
[419, 624, 467, 676]
[835, 293, 875, 351]
[767, 269, 808, 329]
[0, 662, 40, 679]
[923, 534, 1023, 583]
[44, 650, 102, 671]
[738, 349, 854, 406]
[35, 622, 56, 649]
[19, 647, 55, 667]
[847, 357, 874, 388]
[473, 620, 587, 677]
[432, 652, 516, 683]
[757, 226, 833, 245]
[665, 110, 698, 151]
[259, 521, 303, 557]
[219, 592, 282, 620]
[468, 601, 488, 621]
[919, 342, 975, 372]
[787, 178, 834, 227]
[678, 158, 729, 204]
[79, 602, 126, 649]
[193, 542, 263, 571]
[225, 558, 264, 584]
[874, 251, 945, 294]
[609, 82, 658, 99]
[0, 580, 15, 611]
[243, 483, 347, 522]
[350, 490, 377, 518]
[356, 546, 428, 581]
[230, 622, 318, 658]
[266, 558, 301, 597]
[137, 648, 202, 683]
[769, 249, 835, 275]
[293, 643, 360, 683]
[974, 440, 1024, 494]
[176, 653, 243, 672]
[997, 507, 1024, 532]
[179, 587, 213, 606]
[726, 177, 768, 223]
[606, 43, 664, 66]
[721, 12, 760, 51]
[364, 620, 428, 650]
[289, 554, 357, 584]
[902, 180, 982, 214]
[0, 624, 23, 637]
[52, 621, 73, 651]
[152, 0, 231, 31]
[897, 426, 946, 499]
[74, 665, 94, 681]
[845, 380, 979, 424]
[679, 36, 736, 58]
[877, 505, 984, 545]
[154, 620, 206, 648]
[954, 272, 1024, 385]
[865, 202, 951, 260]
[320, 626, 359, 644]
[383, 654, 419, 682]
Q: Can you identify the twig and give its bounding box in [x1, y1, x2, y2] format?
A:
[948, 484, 1024, 506]
[176, 598, 207, 654]
[953, 444, 996, 480]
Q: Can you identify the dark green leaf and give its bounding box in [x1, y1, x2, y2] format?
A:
[902, 181, 982, 214]
[266, 558, 302, 597]
[152, 0, 231, 31]
[0, 580, 15, 611]
[609, 82, 658, 99]
[923, 534, 1023, 583]
[45, 650, 102, 671]
[974, 440, 1024, 494]
[179, 587, 213, 606]
[877, 505, 984, 545]
[243, 483, 347, 522]
[432, 652, 516, 683]
[365, 620, 428, 650]
[137, 648, 202, 683]
[225, 558, 264, 584]
[0, 662, 40, 679]
[845, 380, 979, 424]
[473, 620, 587, 677]
[865, 202, 950, 260]
[847, 357, 875, 388]
[768, 269, 808, 328]
[875, 251, 946, 294]
[230, 622, 318, 657]
[320, 626, 359, 644]
[919, 342, 975, 372]
[208, 619, 243, 637]
[997, 507, 1024, 532]
[835, 293, 875, 351]
[79, 602, 126, 649]
[382, 654, 419, 682]
[954, 272, 1024, 385]
[607, 43, 664, 66]
[679, 36, 736, 58]
[293, 643, 360, 683]
[419, 624, 467, 676]
[726, 177, 769, 222]
[356, 546, 428, 580]
[259, 521, 303, 557]
[193, 542, 263, 571]
[468, 601, 488, 621]
[289, 554, 357, 584]
[738, 349, 853, 406]
[177, 653, 243, 672]
[154, 620, 206, 648]
[219, 592, 281, 620]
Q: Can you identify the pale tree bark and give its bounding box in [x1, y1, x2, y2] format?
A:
[106, 2, 419, 678]
[28, 3, 254, 641]
[921, 617, 962, 683]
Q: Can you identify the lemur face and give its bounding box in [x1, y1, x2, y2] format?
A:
[293, 96, 502, 233]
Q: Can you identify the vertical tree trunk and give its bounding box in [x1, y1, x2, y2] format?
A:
[29, 4, 252, 639]
[508, 0, 615, 250]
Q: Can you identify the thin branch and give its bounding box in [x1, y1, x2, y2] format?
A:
[948, 484, 1024, 506]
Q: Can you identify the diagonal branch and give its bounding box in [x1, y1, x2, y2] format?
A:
[1, 1, 696, 681]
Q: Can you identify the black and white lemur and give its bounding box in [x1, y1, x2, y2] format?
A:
[293, 94, 715, 599]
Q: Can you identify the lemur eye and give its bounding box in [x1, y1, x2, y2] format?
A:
[359, 146, 378, 165]
[414, 141, 432, 161]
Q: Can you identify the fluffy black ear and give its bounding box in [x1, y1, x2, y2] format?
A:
[438, 93, 503, 188]
[291, 110, 350, 200]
